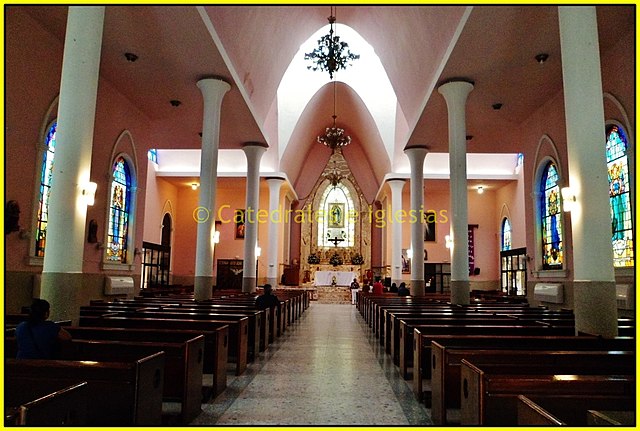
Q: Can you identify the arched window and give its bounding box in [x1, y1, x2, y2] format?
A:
[106, 156, 132, 262]
[317, 183, 355, 248]
[501, 218, 512, 251]
[606, 125, 634, 267]
[540, 162, 563, 269]
[35, 121, 57, 257]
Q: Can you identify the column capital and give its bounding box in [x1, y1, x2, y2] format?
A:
[196, 78, 231, 96]
[438, 80, 474, 104]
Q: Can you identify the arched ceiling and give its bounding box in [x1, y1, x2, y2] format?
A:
[18, 5, 635, 202]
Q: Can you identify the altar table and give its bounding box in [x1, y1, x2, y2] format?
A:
[314, 271, 357, 287]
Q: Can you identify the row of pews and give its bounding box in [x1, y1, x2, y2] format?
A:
[357, 291, 635, 426]
[5, 287, 309, 426]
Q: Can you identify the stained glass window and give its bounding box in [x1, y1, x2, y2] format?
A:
[501, 218, 512, 251]
[540, 162, 563, 269]
[107, 156, 131, 262]
[318, 183, 355, 248]
[35, 122, 57, 257]
[147, 148, 158, 164]
[606, 125, 634, 267]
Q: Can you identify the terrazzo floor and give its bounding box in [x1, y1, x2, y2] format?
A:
[191, 302, 433, 426]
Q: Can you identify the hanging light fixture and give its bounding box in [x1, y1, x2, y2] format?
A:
[304, 6, 359, 79]
[317, 80, 352, 151]
[322, 160, 343, 187]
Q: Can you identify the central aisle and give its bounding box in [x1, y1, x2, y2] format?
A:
[193, 303, 432, 426]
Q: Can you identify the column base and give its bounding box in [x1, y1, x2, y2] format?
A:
[243, 277, 257, 293]
[574, 280, 617, 337]
[411, 279, 425, 296]
[450, 280, 470, 305]
[194, 276, 213, 300]
[40, 272, 82, 324]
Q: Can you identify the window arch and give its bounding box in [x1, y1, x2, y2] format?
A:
[501, 218, 512, 251]
[106, 156, 132, 262]
[540, 162, 563, 269]
[606, 124, 634, 267]
[317, 183, 355, 248]
[35, 121, 57, 257]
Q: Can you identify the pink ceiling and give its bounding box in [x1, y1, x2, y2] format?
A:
[19, 5, 634, 201]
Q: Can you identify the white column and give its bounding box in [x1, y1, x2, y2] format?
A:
[387, 179, 406, 287]
[242, 143, 268, 293]
[438, 80, 474, 305]
[404, 146, 428, 296]
[194, 78, 231, 300]
[266, 177, 285, 287]
[559, 6, 617, 337]
[41, 6, 105, 322]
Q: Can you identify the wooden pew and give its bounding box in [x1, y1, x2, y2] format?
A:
[423, 335, 634, 423]
[63, 326, 227, 398]
[431, 346, 634, 424]
[398, 320, 574, 379]
[517, 395, 636, 426]
[112, 308, 261, 362]
[459, 359, 635, 426]
[65, 338, 202, 424]
[6, 352, 165, 426]
[5, 378, 88, 426]
[79, 314, 247, 375]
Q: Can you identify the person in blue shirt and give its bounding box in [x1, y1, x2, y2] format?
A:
[16, 298, 71, 359]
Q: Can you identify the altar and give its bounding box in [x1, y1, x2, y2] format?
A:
[314, 270, 357, 287]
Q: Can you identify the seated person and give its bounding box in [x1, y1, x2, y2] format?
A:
[372, 278, 384, 295]
[255, 284, 280, 310]
[397, 282, 410, 297]
[16, 298, 71, 359]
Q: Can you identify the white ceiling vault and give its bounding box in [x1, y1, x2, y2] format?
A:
[21, 5, 634, 203]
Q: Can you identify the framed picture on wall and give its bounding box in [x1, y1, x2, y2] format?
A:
[402, 248, 411, 273]
[328, 203, 345, 228]
[235, 209, 245, 239]
[424, 210, 436, 242]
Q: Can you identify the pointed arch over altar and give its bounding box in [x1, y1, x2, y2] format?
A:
[300, 149, 371, 286]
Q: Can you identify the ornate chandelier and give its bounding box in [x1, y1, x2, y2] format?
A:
[317, 114, 351, 150]
[323, 162, 343, 186]
[304, 7, 359, 79]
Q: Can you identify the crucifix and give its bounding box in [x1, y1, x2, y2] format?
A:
[327, 236, 344, 247]
[327, 230, 346, 247]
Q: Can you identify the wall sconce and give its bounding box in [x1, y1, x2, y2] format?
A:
[445, 235, 453, 249]
[561, 187, 577, 212]
[212, 230, 220, 244]
[255, 245, 262, 257]
[406, 248, 413, 259]
[80, 182, 97, 206]
[134, 247, 142, 256]
[477, 186, 484, 194]
[191, 183, 199, 190]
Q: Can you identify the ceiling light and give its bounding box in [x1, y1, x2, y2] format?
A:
[492, 103, 503, 110]
[317, 81, 351, 151]
[466, 135, 474, 141]
[170, 100, 181, 107]
[304, 6, 359, 79]
[124, 52, 138, 62]
[535, 53, 549, 64]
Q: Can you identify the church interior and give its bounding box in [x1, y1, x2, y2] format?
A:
[4, 5, 636, 426]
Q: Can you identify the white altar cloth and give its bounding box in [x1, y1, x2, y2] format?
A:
[314, 271, 356, 286]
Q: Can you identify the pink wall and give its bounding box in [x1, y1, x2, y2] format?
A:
[6, 9, 153, 281]
[495, 168, 526, 250]
[143, 166, 179, 245]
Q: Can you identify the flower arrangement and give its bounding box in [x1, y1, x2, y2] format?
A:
[329, 253, 343, 267]
[351, 253, 364, 265]
[307, 253, 320, 264]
